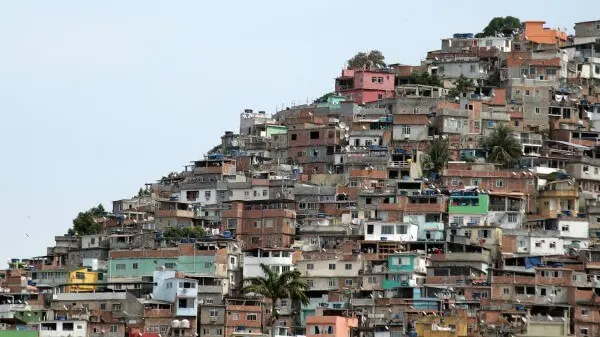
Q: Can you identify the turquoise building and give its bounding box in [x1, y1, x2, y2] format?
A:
[108, 255, 216, 279]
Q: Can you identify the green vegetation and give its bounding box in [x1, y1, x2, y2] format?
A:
[409, 71, 442, 87]
[481, 124, 522, 167]
[422, 137, 450, 174]
[447, 75, 475, 98]
[347, 50, 386, 70]
[243, 263, 309, 337]
[70, 204, 106, 236]
[475, 16, 522, 38]
[163, 226, 205, 241]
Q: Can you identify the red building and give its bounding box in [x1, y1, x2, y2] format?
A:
[335, 69, 395, 104]
[222, 201, 296, 249]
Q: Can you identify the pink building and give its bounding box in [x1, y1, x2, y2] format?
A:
[306, 315, 358, 337]
[335, 69, 395, 104]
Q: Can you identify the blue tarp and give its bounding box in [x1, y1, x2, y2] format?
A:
[525, 256, 542, 269]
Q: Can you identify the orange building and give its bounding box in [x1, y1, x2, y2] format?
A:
[521, 21, 568, 45]
[306, 315, 358, 337]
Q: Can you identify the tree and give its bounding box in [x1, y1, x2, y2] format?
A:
[481, 124, 522, 167]
[71, 204, 106, 235]
[243, 264, 309, 337]
[163, 226, 205, 242]
[422, 137, 450, 174]
[347, 50, 386, 70]
[447, 75, 475, 98]
[409, 71, 442, 87]
[475, 16, 522, 38]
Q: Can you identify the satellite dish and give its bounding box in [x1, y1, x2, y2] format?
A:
[339, 122, 347, 129]
[345, 126, 350, 131]
[344, 134, 349, 139]
[344, 145, 350, 152]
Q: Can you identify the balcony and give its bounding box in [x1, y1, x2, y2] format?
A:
[425, 276, 484, 285]
[198, 285, 223, 294]
[492, 275, 536, 285]
[345, 154, 389, 165]
[437, 108, 469, 118]
[481, 110, 510, 122]
[144, 309, 172, 318]
[157, 209, 195, 218]
[351, 298, 375, 306]
[177, 287, 198, 298]
[387, 161, 412, 168]
[306, 155, 333, 163]
[429, 251, 491, 263]
[401, 197, 447, 213]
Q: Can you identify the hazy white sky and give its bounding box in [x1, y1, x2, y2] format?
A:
[1, 0, 598, 261]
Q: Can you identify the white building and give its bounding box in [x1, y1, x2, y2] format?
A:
[363, 221, 418, 242]
[39, 321, 87, 337]
[242, 248, 295, 279]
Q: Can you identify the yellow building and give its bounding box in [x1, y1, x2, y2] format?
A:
[537, 179, 579, 218]
[415, 314, 468, 337]
[65, 268, 98, 293]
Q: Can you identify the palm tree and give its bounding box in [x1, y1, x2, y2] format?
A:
[243, 264, 309, 337]
[422, 136, 450, 175]
[482, 124, 522, 167]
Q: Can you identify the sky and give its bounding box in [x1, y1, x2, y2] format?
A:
[1, 0, 599, 261]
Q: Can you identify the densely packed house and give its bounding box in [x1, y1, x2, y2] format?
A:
[5, 19, 600, 337]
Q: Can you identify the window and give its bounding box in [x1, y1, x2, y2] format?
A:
[561, 224, 570, 232]
[401, 125, 411, 135]
[166, 282, 173, 289]
[495, 179, 504, 188]
[349, 180, 358, 187]
[203, 328, 210, 335]
[63, 323, 74, 331]
[345, 279, 353, 286]
[100, 303, 106, 310]
[503, 288, 510, 295]
[474, 121, 481, 129]
[116, 264, 126, 270]
[535, 107, 540, 114]
[205, 190, 211, 199]
[535, 242, 542, 248]
[507, 214, 518, 223]
[112, 304, 121, 312]
[584, 165, 590, 173]
[310, 131, 319, 139]
[378, 94, 383, 99]
[247, 313, 257, 321]
[581, 308, 589, 316]
[75, 272, 85, 280]
[165, 262, 175, 269]
[132, 263, 138, 270]
[550, 242, 556, 249]
[307, 263, 314, 270]
[231, 313, 239, 320]
[381, 225, 394, 235]
[413, 107, 420, 114]
[396, 225, 407, 234]
[470, 178, 481, 186]
[581, 327, 589, 336]
[368, 276, 377, 284]
[453, 217, 464, 225]
[470, 64, 477, 72]
[110, 325, 118, 333]
[328, 279, 336, 287]
[306, 280, 314, 288]
[525, 90, 530, 96]
[328, 263, 336, 270]
[345, 263, 352, 270]
[546, 68, 557, 75]
[451, 178, 460, 186]
[291, 134, 297, 141]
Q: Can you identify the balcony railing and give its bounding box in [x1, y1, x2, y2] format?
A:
[388, 161, 412, 168]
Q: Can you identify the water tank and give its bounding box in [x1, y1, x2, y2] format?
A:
[171, 320, 181, 328]
[180, 320, 190, 328]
